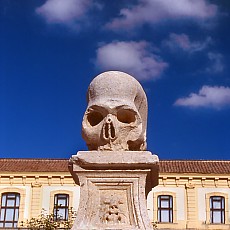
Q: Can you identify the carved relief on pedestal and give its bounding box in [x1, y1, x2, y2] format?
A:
[99, 191, 129, 226]
[100, 196, 127, 224]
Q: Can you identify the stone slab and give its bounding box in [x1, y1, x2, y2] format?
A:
[70, 151, 159, 169]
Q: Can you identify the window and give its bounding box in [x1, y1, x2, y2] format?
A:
[210, 196, 225, 224]
[53, 194, 69, 221]
[0, 193, 20, 228]
[158, 195, 173, 223]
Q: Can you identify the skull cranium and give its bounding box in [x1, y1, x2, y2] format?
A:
[82, 71, 147, 151]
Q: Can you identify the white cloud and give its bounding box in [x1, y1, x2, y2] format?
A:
[36, 0, 91, 25]
[106, 0, 218, 31]
[206, 52, 224, 73]
[94, 41, 168, 81]
[174, 86, 230, 109]
[163, 33, 212, 53]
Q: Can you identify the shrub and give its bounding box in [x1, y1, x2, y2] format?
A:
[20, 207, 77, 229]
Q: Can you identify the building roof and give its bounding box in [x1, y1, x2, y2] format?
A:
[0, 158, 69, 172]
[0, 158, 230, 174]
[159, 160, 230, 174]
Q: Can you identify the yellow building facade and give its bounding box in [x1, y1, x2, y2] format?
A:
[0, 158, 230, 229]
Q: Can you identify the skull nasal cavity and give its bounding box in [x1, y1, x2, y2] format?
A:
[87, 111, 103, 126]
[105, 122, 115, 139]
[117, 110, 136, 124]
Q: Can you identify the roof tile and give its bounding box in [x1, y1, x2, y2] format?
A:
[0, 159, 229, 174]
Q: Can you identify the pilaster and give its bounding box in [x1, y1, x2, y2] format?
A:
[30, 177, 42, 218]
[185, 179, 197, 229]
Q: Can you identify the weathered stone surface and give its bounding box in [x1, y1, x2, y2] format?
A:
[71, 151, 159, 168]
[69, 71, 159, 229]
[82, 71, 148, 151]
[69, 151, 159, 230]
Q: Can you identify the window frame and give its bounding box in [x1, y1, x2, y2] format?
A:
[53, 193, 69, 221]
[210, 196, 225, 224]
[205, 192, 229, 225]
[157, 195, 173, 223]
[0, 192, 20, 228]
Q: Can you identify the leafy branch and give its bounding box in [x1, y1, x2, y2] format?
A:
[20, 207, 77, 229]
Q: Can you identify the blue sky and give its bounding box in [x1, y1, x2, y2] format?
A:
[1, 0, 230, 160]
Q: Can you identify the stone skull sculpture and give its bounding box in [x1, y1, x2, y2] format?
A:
[82, 71, 148, 151]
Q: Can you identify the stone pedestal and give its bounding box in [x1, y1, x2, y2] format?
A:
[69, 151, 159, 230]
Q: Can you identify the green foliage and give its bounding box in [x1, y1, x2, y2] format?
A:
[20, 207, 77, 230]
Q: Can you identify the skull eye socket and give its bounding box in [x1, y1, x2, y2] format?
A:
[117, 109, 136, 124]
[87, 111, 104, 126]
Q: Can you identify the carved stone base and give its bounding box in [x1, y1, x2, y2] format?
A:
[69, 151, 159, 230]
